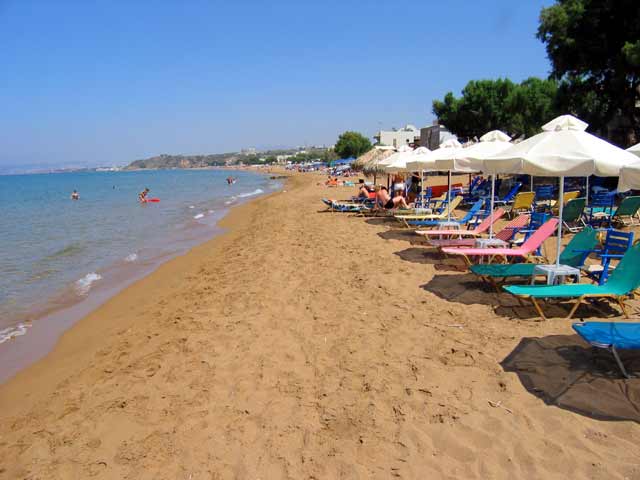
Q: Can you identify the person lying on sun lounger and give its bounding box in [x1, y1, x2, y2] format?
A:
[375, 186, 409, 210]
[359, 185, 373, 199]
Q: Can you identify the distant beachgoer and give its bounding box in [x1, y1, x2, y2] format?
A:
[71, 190, 79, 200]
[138, 188, 149, 202]
[375, 186, 409, 210]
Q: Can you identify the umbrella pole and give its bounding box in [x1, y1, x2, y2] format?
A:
[530, 175, 534, 192]
[556, 176, 565, 267]
[421, 170, 424, 207]
[489, 174, 495, 238]
[447, 170, 452, 222]
[585, 176, 589, 204]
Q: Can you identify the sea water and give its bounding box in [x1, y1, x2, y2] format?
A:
[0, 169, 281, 346]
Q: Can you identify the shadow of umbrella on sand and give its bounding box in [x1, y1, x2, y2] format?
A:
[501, 335, 640, 423]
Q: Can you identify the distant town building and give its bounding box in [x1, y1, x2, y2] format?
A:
[276, 154, 295, 164]
[241, 147, 257, 156]
[419, 122, 457, 150]
[373, 124, 421, 148]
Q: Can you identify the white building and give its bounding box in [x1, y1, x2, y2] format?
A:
[373, 124, 421, 148]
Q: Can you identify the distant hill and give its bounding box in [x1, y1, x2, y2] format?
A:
[125, 153, 238, 170]
[125, 147, 334, 170]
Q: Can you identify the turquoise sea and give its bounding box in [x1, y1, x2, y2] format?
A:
[0, 169, 280, 347]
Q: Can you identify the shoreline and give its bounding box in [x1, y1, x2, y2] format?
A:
[0, 171, 284, 384]
[1, 172, 639, 479]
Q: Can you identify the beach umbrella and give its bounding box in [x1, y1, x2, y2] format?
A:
[361, 149, 395, 182]
[618, 161, 640, 192]
[627, 143, 640, 159]
[407, 139, 462, 221]
[454, 131, 512, 237]
[485, 114, 639, 266]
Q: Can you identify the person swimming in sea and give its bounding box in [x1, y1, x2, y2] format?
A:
[138, 187, 150, 202]
[71, 190, 79, 200]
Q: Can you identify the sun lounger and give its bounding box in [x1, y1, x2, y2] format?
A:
[426, 212, 529, 249]
[611, 196, 640, 227]
[415, 208, 505, 238]
[504, 242, 640, 320]
[406, 199, 484, 228]
[322, 198, 370, 212]
[579, 229, 634, 285]
[441, 218, 559, 265]
[493, 182, 522, 206]
[470, 227, 598, 289]
[573, 322, 640, 378]
[394, 195, 462, 227]
[506, 191, 535, 218]
[561, 197, 587, 232]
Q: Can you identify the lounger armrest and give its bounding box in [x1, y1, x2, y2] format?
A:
[572, 248, 603, 255]
[599, 253, 624, 259]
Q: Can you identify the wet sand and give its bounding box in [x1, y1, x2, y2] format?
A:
[1, 172, 639, 479]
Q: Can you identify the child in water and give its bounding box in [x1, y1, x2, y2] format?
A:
[71, 190, 79, 200]
[138, 188, 149, 202]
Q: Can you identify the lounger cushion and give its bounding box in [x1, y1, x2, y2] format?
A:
[573, 322, 640, 350]
[470, 264, 537, 277]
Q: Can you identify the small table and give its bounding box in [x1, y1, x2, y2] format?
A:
[413, 208, 433, 215]
[531, 264, 581, 285]
[435, 220, 461, 239]
[436, 220, 461, 229]
[475, 238, 508, 248]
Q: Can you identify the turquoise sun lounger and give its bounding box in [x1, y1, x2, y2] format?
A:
[573, 322, 640, 378]
[504, 242, 640, 320]
[470, 227, 598, 289]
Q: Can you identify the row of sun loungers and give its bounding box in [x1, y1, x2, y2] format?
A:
[322, 180, 640, 378]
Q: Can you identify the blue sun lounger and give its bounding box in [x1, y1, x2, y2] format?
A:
[573, 322, 640, 378]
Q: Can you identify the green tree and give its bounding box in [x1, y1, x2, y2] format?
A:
[537, 0, 640, 146]
[432, 77, 559, 139]
[334, 131, 372, 159]
[506, 77, 559, 137]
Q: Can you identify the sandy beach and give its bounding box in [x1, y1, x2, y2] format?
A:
[1, 172, 639, 479]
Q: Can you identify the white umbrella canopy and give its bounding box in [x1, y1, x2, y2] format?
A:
[627, 143, 640, 159]
[454, 130, 513, 238]
[382, 150, 416, 173]
[483, 115, 638, 176]
[618, 161, 640, 192]
[406, 139, 462, 171]
[453, 130, 512, 172]
[483, 114, 638, 267]
[480, 130, 512, 142]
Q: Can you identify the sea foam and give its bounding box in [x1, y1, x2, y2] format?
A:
[0, 323, 31, 344]
[75, 272, 102, 295]
[124, 253, 138, 263]
[237, 188, 264, 198]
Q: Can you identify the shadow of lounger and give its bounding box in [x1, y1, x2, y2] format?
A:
[501, 335, 640, 423]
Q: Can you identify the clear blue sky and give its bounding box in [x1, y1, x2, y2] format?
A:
[0, 0, 553, 168]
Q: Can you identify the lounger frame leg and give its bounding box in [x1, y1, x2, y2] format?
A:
[530, 297, 547, 321]
[610, 346, 631, 379]
[566, 296, 584, 320]
[617, 297, 629, 318]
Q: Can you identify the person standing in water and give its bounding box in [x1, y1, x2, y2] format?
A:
[138, 187, 149, 202]
[71, 190, 79, 200]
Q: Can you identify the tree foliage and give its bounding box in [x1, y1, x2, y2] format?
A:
[537, 0, 640, 145]
[334, 131, 372, 159]
[432, 77, 559, 139]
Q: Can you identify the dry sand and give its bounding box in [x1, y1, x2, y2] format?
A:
[1, 172, 639, 479]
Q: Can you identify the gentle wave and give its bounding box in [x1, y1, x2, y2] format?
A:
[124, 253, 138, 263]
[193, 213, 205, 219]
[237, 188, 264, 198]
[75, 272, 102, 295]
[0, 323, 31, 344]
[44, 243, 85, 261]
